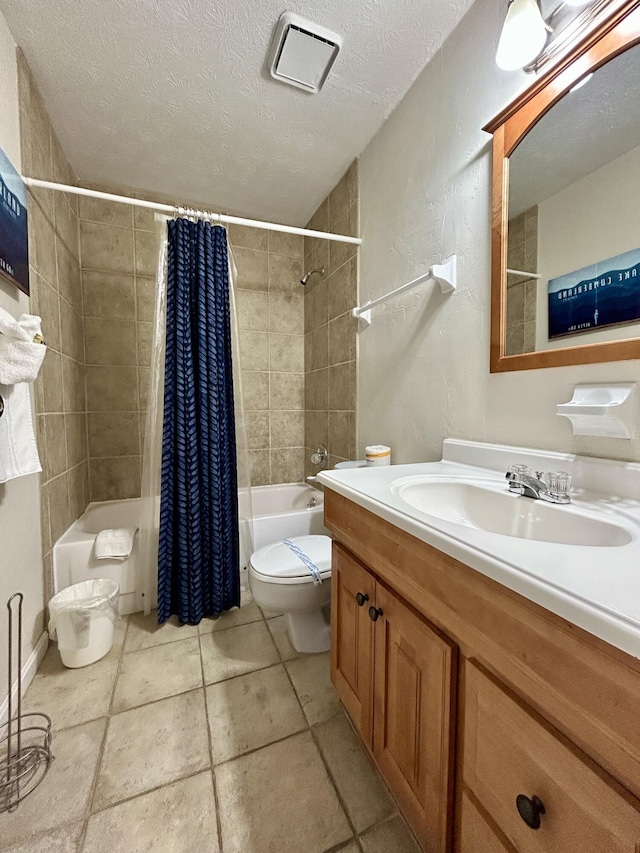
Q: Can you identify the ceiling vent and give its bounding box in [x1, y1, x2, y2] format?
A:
[267, 12, 342, 94]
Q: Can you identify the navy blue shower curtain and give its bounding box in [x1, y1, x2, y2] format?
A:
[157, 219, 240, 624]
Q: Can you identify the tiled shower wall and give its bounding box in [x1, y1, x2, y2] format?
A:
[506, 205, 538, 355]
[79, 197, 306, 500]
[79, 189, 156, 501]
[17, 53, 89, 597]
[304, 162, 359, 475]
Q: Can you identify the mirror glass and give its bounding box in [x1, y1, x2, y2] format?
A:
[505, 44, 640, 356]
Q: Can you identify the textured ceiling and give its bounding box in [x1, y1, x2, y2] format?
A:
[1, 0, 476, 225]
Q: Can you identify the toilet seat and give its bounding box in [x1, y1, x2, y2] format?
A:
[250, 535, 331, 585]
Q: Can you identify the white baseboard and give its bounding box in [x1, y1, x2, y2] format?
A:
[0, 630, 49, 725]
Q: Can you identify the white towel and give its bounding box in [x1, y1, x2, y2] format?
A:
[0, 306, 46, 384]
[0, 382, 41, 483]
[95, 528, 138, 561]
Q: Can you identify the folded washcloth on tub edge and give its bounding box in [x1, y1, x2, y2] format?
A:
[95, 528, 138, 561]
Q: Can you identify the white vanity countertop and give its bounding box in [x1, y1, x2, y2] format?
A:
[318, 439, 640, 659]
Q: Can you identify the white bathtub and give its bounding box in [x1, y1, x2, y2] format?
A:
[53, 484, 327, 615]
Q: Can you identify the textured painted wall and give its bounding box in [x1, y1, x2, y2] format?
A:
[358, 0, 640, 465]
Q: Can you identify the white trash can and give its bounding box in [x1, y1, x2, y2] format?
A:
[48, 579, 120, 668]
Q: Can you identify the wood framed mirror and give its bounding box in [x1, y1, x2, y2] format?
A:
[485, 0, 640, 372]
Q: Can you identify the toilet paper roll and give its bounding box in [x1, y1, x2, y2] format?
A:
[365, 445, 391, 466]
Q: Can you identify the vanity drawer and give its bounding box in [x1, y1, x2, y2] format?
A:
[462, 660, 640, 852]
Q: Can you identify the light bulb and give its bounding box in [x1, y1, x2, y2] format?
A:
[496, 0, 548, 71]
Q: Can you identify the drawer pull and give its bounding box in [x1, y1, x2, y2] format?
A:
[369, 606, 383, 622]
[516, 794, 545, 830]
[355, 592, 369, 607]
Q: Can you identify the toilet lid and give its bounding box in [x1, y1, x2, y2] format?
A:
[250, 535, 332, 584]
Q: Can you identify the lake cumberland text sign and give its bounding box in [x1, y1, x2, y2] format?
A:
[0, 146, 28, 295]
[548, 248, 640, 339]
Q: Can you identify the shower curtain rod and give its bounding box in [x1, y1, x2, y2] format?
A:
[22, 178, 362, 246]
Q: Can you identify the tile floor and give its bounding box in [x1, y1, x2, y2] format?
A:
[1, 589, 420, 853]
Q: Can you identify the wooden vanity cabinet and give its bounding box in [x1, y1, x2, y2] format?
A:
[325, 490, 640, 853]
[331, 543, 457, 852]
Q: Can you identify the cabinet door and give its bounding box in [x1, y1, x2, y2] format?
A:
[456, 792, 514, 853]
[373, 583, 457, 853]
[463, 660, 640, 853]
[331, 543, 375, 744]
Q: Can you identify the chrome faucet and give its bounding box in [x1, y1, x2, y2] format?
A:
[505, 467, 571, 504]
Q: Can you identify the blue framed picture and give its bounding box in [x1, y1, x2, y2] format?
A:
[0, 146, 29, 295]
[548, 248, 640, 339]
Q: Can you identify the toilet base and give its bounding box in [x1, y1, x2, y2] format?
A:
[286, 608, 330, 654]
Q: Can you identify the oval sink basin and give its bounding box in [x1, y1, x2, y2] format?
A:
[391, 479, 632, 547]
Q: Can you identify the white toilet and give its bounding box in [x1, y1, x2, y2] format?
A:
[248, 535, 332, 653]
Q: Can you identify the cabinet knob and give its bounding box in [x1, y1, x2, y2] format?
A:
[368, 606, 383, 622]
[355, 592, 369, 607]
[516, 794, 545, 830]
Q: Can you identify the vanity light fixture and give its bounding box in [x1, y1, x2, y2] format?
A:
[496, 0, 549, 71]
[496, 0, 616, 73]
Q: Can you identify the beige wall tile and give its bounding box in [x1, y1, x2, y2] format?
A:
[305, 368, 328, 411]
[37, 276, 62, 353]
[229, 224, 268, 252]
[59, 300, 84, 363]
[305, 282, 328, 333]
[269, 292, 303, 334]
[268, 254, 303, 293]
[90, 456, 141, 501]
[62, 356, 86, 413]
[329, 170, 352, 228]
[79, 195, 133, 228]
[329, 411, 355, 460]
[135, 229, 158, 277]
[270, 373, 304, 410]
[305, 325, 328, 371]
[137, 322, 152, 367]
[270, 448, 304, 485]
[270, 411, 304, 448]
[305, 410, 329, 450]
[30, 201, 58, 286]
[243, 371, 269, 410]
[80, 221, 134, 273]
[233, 248, 268, 291]
[329, 312, 356, 365]
[328, 257, 357, 321]
[56, 240, 82, 310]
[329, 361, 355, 411]
[138, 367, 150, 411]
[306, 199, 329, 235]
[88, 412, 140, 458]
[49, 471, 71, 544]
[54, 193, 79, 257]
[237, 290, 269, 331]
[86, 366, 138, 412]
[307, 239, 330, 285]
[85, 318, 136, 366]
[268, 231, 303, 258]
[40, 414, 68, 480]
[133, 205, 156, 232]
[249, 450, 270, 486]
[66, 412, 88, 468]
[84, 271, 136, 319]
[245, 411, 270, 450]
[136, 276, 155, 322]
[68, 461, 89, 523]
[329, 204, 358, 275]
[239, 330, 269, 372]
[40, 348, 64, 413]
[39, 481, 51, 557]
[270, 334, 303, 373]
